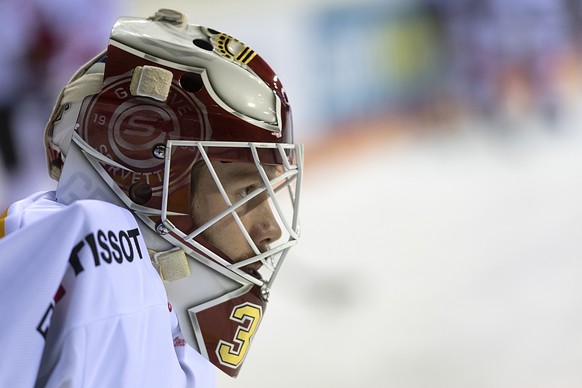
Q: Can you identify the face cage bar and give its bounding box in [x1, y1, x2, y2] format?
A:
[160, 140, 303, 290]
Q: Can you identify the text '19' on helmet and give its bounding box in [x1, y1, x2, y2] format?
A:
[44, 8, 303, 377]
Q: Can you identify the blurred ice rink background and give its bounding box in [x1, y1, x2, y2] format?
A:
[2, 0, 582, 387]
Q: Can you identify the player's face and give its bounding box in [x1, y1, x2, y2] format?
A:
[191, 161, 282, 271]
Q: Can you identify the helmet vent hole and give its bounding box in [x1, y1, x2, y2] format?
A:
[180, 72, 204, 93]
[193, 38, 213, 51]
[129, 182, 153, 205]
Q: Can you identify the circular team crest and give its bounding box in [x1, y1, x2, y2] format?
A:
[79, 73, 207, 195]
[108, 101, 179, 169]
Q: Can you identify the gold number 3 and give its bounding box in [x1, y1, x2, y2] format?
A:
[216, 303, 263, 368]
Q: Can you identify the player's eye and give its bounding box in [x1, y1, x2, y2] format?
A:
[237, 185, 257, 198]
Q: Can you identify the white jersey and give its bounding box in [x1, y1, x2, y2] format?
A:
[0, 191, 216, 387]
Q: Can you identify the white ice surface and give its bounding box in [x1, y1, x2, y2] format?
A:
[220, 114, 582, 388]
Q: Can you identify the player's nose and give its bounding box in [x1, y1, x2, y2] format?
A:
[249, 200, 282, 250]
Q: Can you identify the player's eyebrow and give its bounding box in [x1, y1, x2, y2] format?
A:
[222, 168, 260, 183]
[221, 163, 281, 182]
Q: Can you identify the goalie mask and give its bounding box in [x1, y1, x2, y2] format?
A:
[44, 9, 303, 377]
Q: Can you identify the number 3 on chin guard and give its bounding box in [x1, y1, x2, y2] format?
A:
[216, 303, 262, 368]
